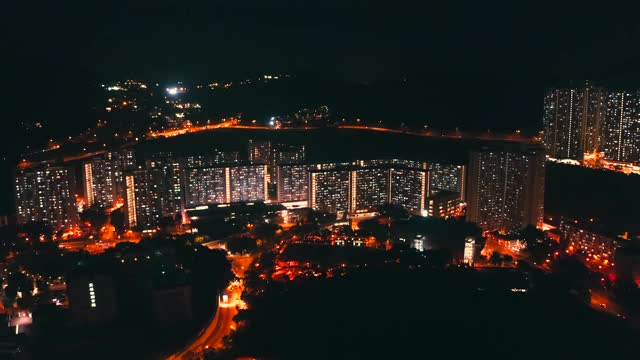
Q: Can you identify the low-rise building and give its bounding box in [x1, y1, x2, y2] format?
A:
[559, 219, 623, 270]
[425, 191, 460, 218]
[67, 273, 118, 325]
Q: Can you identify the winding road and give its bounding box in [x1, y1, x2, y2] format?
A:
[167, 254, 254, 360]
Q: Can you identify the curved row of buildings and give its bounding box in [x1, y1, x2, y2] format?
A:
[15, 136, 545, 235]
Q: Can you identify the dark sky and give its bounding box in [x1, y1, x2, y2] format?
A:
[6, 1, 640, 135]
[2, 0, 640, 214]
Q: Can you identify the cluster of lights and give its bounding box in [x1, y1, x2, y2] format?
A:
[166, 86, 186, 95]
[88, 282, 96, 308]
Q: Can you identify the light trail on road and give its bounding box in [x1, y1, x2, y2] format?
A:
[167, 254, 255, 359]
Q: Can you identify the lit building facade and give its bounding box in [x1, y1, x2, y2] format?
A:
[466, 147, 545, 233]
[272, 144, 306, 165]
[145, 156, 183, 215]
[463, 237, 475, 265]
[124, 167, 163, 230]
[358, 159, 425, 169]
[184, 167, 227, 207]
[248, 140, 271, 164]
[183, 164, 267, 208]
[277, 164, 310, 203]
[428, 163, 465, 200]
[185, 154, 217, 168]
[425, 191, 460, 218]
[229, 165, 268, 202]
[559, 219, 622, 270]
[307, 162, 427, 216]
[543, 83, 607, 160]
[602, 91, 640, 164]
[267, 143, 305, 188]
[352, 167, 389, 213]
[309, 168, 351, 216]
[184, 150, 241, 168]
[389, 166, 427, 214]
[82, 149, 136, 208]
[15, 165, 78, 230]
[314, 161, 357, 170]
[214, 149, 241, 164]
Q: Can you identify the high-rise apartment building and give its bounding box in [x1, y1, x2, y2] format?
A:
[559, 218, 622, 265]
[15, 165, 78, 230]
[543, 83, 607, 160]
[267, 143, 306, 188]
[184, 154, 217, 168]
[145, 155, 183, 215]
[428, 163, 465, 200]
[576, 86, 608, 156]
[183, 164, 267, 208]
[355, 159, 427, 214]
[277, 164, 310, 203]
[214, 150, 241, 164]
[389, 166, 427, 214]
[249, 140, 305, 189]
[83, 149, 136, 208]
[124, 167, 163, 230]
[602, 91, 640, 163]
[309, 168, 351, 216]
[307, 162, 428, 216]
[272, 144, 306, 165]
[184, 167, 227, 207]
[184, 150, 241, 168]
[358, 159, 426, 169]
[248, 140, 271, 164]
[466, 146, 545, 233]
[352, 167, 389, 213]
[425, 191, 460, 218]
[229, 165, 268, 202]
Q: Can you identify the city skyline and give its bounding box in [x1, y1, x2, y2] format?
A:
[7, 2, 640, 162]
[3, 2, 640, 358]
[14, 143, 475, 232]
[544, 82, 640, 164]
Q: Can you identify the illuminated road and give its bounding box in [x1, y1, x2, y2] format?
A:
[590, 290, 627, 319]
[168, 254, 255, 360]
[337, 125, 539, 142]
[149, 120, 240, 138]
[20, 122, 538, 173]
[481, 235, 527, 263]
[18, 151, 106, 170]
[58, 235, 142, 254]
[167, 301, 238, 360]
[149, 121, 535, 144]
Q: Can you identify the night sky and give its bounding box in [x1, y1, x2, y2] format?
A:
[6, 1, 640, 145]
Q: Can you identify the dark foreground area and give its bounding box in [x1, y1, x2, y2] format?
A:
[138, 127, 534, 164]
[545, 162, 640, 234]
[225, 267, 635, 359]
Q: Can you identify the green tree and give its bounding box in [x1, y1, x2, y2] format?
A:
[79, 203, 108, 233]
[490, 251, 503, 266]
[520, 225, 544, 248]
[252, 223, 281, 243]
[378, 203, 409, 220]
[227, 236, 258, 254]
[2, 286, 16, 309]
[553, 255, 592, 290]
[358, 219, 389, 241]
[21, 221, 52, 243]
[110, 208, 126, 235]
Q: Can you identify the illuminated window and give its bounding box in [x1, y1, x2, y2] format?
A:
[88, 282, 97, 308]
